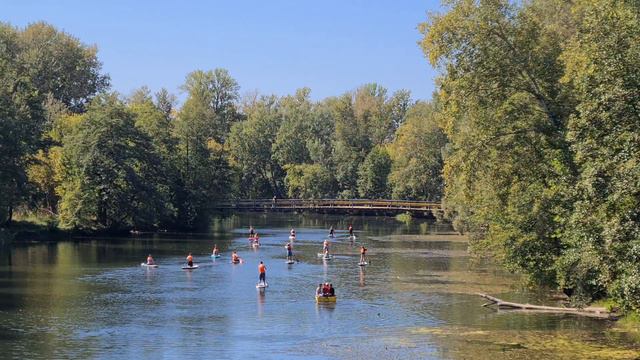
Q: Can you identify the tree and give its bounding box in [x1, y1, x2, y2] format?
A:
[284, 164, 337, 199]
[0, 23, 45, 224]
[228, 96, 285, 198]
[559, 0, 640, 309]
[18, 22, 109, 112]
[419, 0, 575, 284]
[57, 94, 173, 230]
[388, 102, 447, 200]
[174, 69, 238, 224]
[357, 146, 392, 199]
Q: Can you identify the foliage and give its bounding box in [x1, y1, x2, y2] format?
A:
[228, 96, 285, 198]
[284, 164, 337, 199]
[357, 146, 392, 199]
[388, 102, 447, 200]
[57, 94, 174, 230]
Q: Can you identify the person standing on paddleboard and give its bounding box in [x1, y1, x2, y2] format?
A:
[329, 226, 335, 237]
[249, 226, 255, 237]
[286, 242, 293, 261]
[212, 244, 219, 256]
[348, 224, 354, 237]
[323, 239, 330, 255]
[258, 261, 267, 285]
[147, 254, 155, 265]
[186, 253, 194, 267]
[360, 246, 367, 263]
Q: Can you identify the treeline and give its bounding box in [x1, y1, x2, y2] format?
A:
[0, 23, 445, 231]
[421, 0, 640, 311]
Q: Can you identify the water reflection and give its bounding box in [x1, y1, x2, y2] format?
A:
[0, 213, 637, 359]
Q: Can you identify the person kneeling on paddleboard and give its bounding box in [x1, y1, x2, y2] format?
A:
[186, 253, 194, 267]
[147, 254, 155, 265]
[258, 261, 266, 285]
[232, 251, 241, 263]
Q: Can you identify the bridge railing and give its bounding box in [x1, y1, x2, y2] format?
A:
[214, 198, 442, 211]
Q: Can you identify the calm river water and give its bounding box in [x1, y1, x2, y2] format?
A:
[0, 213, 638, 359]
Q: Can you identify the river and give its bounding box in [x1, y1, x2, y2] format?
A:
[0, 213, 638, 359]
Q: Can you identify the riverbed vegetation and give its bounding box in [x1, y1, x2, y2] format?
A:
[1, 0, 639, 312]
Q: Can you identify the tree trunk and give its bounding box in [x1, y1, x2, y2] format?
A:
[477, 293, 617, 320]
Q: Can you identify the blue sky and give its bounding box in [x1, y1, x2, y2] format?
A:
[3, 1, 442, 103]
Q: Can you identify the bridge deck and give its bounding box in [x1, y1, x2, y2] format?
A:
[213, 199, 442, 214]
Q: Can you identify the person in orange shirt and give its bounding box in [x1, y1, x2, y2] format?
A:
[258, 261, 267, 285]
[186, 253, 194, 267]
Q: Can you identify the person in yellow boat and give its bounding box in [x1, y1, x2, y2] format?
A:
[186, 253, 194, 267]
[146, 254, 154, 265]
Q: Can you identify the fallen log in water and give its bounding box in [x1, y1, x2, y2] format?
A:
[477, 293, 618, 320]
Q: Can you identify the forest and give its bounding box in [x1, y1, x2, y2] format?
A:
[1, 0, 639, 312]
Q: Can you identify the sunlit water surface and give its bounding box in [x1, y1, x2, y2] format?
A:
[1, 213, 638, 359]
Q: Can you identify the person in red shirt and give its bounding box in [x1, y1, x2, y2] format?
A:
[258, 261, 267, 285]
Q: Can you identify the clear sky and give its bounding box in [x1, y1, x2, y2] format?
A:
[3, 0, 442, 103]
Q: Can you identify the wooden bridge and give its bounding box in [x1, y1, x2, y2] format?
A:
[212, 198, 442, 217]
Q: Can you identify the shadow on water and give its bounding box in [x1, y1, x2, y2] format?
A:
[0, 212, 638, 359]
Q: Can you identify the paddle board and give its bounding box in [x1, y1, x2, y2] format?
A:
[182, 265, 199, 270]
[358, 261, 368, 266]
[141, 263, 158, 268]
[286, 260, 295, 264]
[256, 282, 268, 288]
[211, 254, 221, 258]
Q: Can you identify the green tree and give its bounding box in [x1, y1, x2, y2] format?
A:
[174, 69, 238, 224]
[388, 102, 447, 200]
[559, 0, 640, 309]
[420, 0, 575, 284]
[0, 24, 45, 224]
[57, 94, 173, 230]
[228, 96, 285, 198]
[357, 146, 392, 199]
[284, 164, 337, 199]
[18, 22, 109, 112]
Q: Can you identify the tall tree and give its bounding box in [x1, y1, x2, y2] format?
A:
[228, 96, 285, 198]
[18, 22, 109, 112]
[559, 0, 640, 308]
[388, 102, 447, 201]
[420, 0, 575, 284]
[174, 69, 238, 224]
[357, 146, 392, 199]
[0, 24, 45, 224]
[57, 94, 173, 230]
